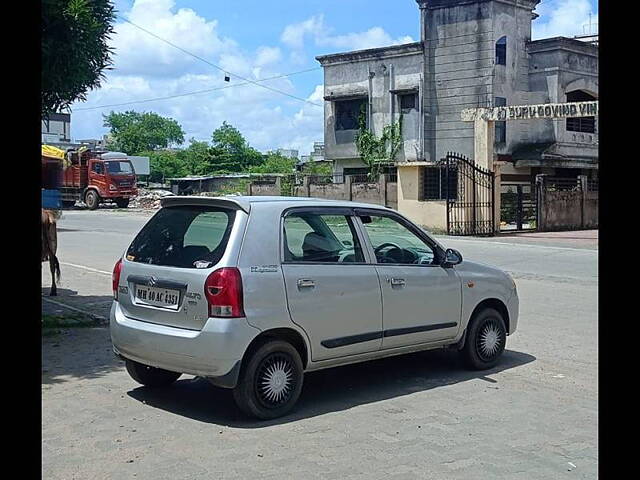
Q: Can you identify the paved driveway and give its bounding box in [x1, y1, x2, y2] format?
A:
[42, 210, 597, 479]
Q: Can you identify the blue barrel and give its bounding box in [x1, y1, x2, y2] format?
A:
[42, 189, 61, 209]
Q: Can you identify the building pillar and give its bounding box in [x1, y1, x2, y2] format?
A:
[345, 175, 353, 201]
[474, 117, 495, 171]
[493, 161, 503, 233]
[303, 175, 310, 197]
[379, 173, 388, 207]
[578, 174, 588, 229]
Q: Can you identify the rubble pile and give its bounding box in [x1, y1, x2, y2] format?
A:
[129, 188, 175, 209]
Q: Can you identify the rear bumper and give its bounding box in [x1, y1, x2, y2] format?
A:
[110, 301, 260, 386]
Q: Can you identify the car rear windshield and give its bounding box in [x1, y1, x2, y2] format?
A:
[126, 206, 236, 269]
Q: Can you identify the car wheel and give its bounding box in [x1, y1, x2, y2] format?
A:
[461, 307, 507, 370]
[233, 340, 304, 420]
[115, 198, 129, 208]
[125, 359, 182, 387]
[85, 190, 100, 210]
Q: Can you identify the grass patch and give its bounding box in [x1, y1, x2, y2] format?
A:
[42, 313, 98, 336]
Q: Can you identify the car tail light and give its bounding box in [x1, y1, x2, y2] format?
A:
[112, 258, 123, 300]
[204, 268, 244, 318]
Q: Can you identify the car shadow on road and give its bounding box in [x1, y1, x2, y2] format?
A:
[127, 347, 536, 428]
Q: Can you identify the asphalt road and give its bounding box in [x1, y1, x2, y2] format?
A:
[42, 209, 598, 479]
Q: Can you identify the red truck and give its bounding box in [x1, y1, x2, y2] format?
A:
[57, 149, 138, 209]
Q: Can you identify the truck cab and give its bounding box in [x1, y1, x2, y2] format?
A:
[86, 153, 138, 209]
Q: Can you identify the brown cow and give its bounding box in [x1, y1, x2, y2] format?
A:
[42, 209, 61, 296]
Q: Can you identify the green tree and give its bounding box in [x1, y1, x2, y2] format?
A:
[249, 152, 296, 174]
[355, 107, 403, 180]
[210, 122, 264, 172]
[181, 139, 212, 176]
[42, 0, 116, 116]
[103, 111, 185, 155]
[144, 150, 188, 183]
[301, 161, 332, 176]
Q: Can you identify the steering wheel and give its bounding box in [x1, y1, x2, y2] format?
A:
[374, 242, 402, 254]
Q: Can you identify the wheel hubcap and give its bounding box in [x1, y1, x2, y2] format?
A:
[477, 320, 503, 360]
[256, 354, 294, 408]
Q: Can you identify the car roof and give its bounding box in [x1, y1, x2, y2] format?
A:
[160, 195, 394, 214]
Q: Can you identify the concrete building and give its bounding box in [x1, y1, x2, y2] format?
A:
[297, 142, 333, 171]
[42, 113, 71, 145]
[276, 148, 299, 159]
[316, 0, 598, 185]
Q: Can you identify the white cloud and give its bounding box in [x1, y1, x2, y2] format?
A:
[111, 0, 237, 77]
[70, 0, 324, 153]
[532, 0, 598, 39]
[281, 15, 326, 50]
[281, 15, 415, 54]
[255, 46, 283, 67]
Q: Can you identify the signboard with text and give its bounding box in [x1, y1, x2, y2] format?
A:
[461, 101, 598, 122]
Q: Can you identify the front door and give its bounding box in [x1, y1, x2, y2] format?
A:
[281, 210, 382, 361]
[88, 160, 107, 194]
[357, 212, 462, 349]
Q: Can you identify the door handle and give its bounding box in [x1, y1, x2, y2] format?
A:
[390, 278, 406, 286]
[297, 278, 315, 288]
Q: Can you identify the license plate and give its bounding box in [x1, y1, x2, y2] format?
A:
[134, 285, 180, 310]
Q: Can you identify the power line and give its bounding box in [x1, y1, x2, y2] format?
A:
[74, 67, 321, 112]
[117, 16, 323, 107]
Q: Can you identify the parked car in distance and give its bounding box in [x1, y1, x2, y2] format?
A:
[111, 196, 519, 419]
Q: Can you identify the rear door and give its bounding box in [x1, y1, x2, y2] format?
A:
[118, 205, 239, 330]
[281, 208, 383, 361]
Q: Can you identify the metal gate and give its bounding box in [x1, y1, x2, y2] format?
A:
[441, 152, 495, 236]
[500, 183, 537, 232]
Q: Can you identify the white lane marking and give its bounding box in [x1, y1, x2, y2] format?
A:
[41, 297, 108, 322]
[434, 237, 597, 253]
[60, 262, 112, 276]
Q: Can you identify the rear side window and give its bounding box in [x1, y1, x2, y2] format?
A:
[283, 213, 364, 263]
[127, 206, 236, 269]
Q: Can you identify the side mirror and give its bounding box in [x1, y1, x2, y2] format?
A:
[442, 248, 463, 268]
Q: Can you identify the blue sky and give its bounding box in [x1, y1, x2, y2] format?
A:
[71, 0, 598, 154]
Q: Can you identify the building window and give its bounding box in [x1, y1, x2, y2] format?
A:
[335, 98, 367, 131]
[422, 166, 457, 200]
[495, 97, 507, 143]
[495, 36, 507, 66]
[566, 90, 596, 133]
[399, 92, 418, 113]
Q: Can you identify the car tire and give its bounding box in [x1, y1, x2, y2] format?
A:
[461, 307, 507, 370]
[85, 190, 100, 210]
[125, 359, 182, 387]
[233, 340, 304, 420]
[115, 198, 129, 208]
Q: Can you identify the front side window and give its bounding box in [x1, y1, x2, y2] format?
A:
[127, 206, 235, 269]
[360, 214, 436, 265]
[283, 213, 364, 263]
[335, 98, 367, 131]
[496, 36, 507, 66]
[92, 162, 104, 175]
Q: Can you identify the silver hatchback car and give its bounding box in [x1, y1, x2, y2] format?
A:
[111, 196, 518, 419]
